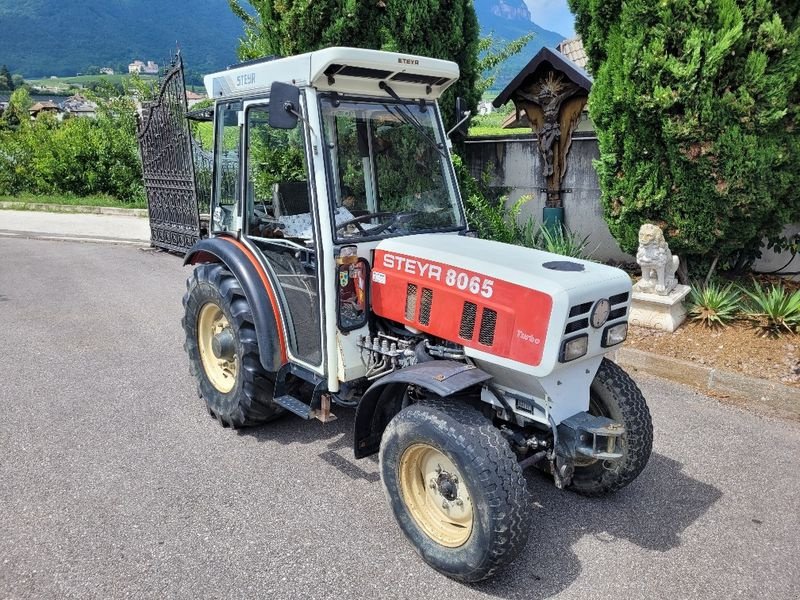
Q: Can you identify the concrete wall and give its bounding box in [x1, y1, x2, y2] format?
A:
[463, 133, 799, 274]
[464, 132, 633, 263]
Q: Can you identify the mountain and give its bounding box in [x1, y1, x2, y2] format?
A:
[474, 0, 567, 91]
[0, 0, 244, 77]
[0, 0, 565, 90]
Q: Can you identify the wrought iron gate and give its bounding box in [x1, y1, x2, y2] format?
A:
[137, 54, 201, 253]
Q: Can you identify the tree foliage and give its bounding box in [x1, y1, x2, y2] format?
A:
[569, 0, 800, 273]
[0, 96, 143, 202]
[0, 64, 14, 91]
[228, 0, 480, 127]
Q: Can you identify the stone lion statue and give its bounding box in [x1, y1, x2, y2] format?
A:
[633, 224, 679, 295]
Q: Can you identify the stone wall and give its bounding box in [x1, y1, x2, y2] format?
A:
[463, 132, 799, 275]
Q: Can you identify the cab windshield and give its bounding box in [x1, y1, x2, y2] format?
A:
[320, 96, 465, 241]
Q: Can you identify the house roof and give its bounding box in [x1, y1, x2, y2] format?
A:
[493, 46, 593, 108]
[556, 37, 589, 70]
[185, 90, 206, 100]
[62, 94, 97, 112]
[30, 101, 60, 112]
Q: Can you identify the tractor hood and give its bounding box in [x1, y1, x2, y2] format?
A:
[370, 234, 632, 377]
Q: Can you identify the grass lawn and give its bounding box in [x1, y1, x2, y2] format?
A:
[0, 194, 147, 210]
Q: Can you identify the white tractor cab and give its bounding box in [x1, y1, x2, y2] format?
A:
[182, 47, 653, 582]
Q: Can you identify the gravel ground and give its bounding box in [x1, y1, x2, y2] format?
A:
[1, 237, 799, 600]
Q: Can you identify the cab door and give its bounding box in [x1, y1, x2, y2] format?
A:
[238, 101, 325, 372]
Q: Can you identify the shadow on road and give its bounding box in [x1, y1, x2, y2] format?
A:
[239, 410, 722, 599]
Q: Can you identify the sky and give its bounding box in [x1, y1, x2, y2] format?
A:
[523, 0, 576, 38]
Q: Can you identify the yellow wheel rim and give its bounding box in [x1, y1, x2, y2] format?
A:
[197, 302, 238, 394]
[398, 443, 474, 548]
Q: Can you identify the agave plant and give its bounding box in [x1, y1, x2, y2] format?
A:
[535, 224, 596, 259]
[740, 280, 800, 337]
[687, 281, 741, 328]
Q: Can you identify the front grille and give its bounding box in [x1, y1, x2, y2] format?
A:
[478, 308, 497, 346]
[419, 288, 433, 325]
[565, 318, 589, 334]
[459, 301, 477, 340]
[405, 284, 418, 321]
[608, 307, 627, 320]
[610, 292, 630, 305]
[569, 302, 593, 317]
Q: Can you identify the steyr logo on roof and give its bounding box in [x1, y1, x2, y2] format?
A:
[398, 57, 419, 66]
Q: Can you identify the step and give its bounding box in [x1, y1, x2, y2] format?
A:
[274, 394, 313, 419]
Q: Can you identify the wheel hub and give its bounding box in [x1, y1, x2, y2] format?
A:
[435, 472, 458, 501]
[197, 302, 238, 394]
[398, 443, 474, 548]
[211, 329, 236, 360]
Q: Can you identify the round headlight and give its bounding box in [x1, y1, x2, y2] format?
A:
[590, 298, 611, 328]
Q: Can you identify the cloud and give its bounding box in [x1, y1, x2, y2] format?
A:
[523, 0, 576, 38]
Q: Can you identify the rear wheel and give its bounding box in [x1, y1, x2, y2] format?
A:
[568, 359, 653, 496]
[379, 399, 532, 582]
[182, 263, 282, 427]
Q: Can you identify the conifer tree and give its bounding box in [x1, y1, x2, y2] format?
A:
[569, 0, 800, 274]
[0, 65, 14, 92]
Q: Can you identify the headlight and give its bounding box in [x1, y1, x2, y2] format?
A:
[590, 298, 611, 328]
[560, 334, 588, 362]
[602, 323, 628, 347]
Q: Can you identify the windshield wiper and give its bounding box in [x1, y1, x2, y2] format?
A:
[379, 81, 448, 160]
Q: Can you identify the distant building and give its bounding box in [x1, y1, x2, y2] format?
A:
[185, 90, 207, 108]
[128, 60, 159, 75]
[29, 101, 61, 119]
[62, 94, 97, 118]
[100, 67, 115, 75]
[477, 100, 494, 116]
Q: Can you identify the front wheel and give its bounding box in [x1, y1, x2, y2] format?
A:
[568, 358, 653, 496]
[182, 263, 282, 427]
[379, 399, 532, 582]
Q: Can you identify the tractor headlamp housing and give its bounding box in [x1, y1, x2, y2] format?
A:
[602, 323, 628, 347]
[560, 334, 588, 362]
[590, 298, 611, 329]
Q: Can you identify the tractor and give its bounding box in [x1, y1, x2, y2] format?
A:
[181, 47, 653, 582]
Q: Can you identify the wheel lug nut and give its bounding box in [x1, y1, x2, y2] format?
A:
[441, 500, 449, 510]
[429, 480, 437, 490]
[455, 498, 463, 507]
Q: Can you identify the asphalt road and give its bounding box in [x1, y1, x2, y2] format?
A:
[1, 237, 799, 600]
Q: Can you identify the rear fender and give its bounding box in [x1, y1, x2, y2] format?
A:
[184, 236, 285, 372]
[353, 361, 492, 458]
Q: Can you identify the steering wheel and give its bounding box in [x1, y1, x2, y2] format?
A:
[336, 211, 416, 236]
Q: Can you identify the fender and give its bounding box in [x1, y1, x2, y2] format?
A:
[184, 236, 286, 371]
[353, 361, 492, 459]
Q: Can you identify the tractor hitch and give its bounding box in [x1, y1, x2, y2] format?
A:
[551, 412, 626, 489]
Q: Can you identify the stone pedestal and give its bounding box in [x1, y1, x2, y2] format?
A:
[629, 284, 691, 332]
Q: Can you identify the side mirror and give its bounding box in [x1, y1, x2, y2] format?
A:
[269, 81, 300, 129]
[450, 96, 472, 138]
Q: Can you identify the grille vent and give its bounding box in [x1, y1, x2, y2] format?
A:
[405, 284, 418, 321]
[608, 307, 627, 320]
[565, 318, 589, 334]
[419, 288, 433, 325]
[610, 292, 630, 305]
[569, 301, 593, 318]
[459, 302, 477, 339]
[478, 308, 498, 346]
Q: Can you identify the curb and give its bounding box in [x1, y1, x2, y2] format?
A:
[0, 230, 150, 246]
[0, 201, 148, 218]
[614, 347, 799, 419]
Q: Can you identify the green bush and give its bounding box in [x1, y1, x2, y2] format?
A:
[0, 96, 143, 202]
[740, 280, 800, 336]
[687, 281, 742, 328]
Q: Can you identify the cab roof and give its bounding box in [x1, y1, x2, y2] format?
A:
[204, 47, 460, 102]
